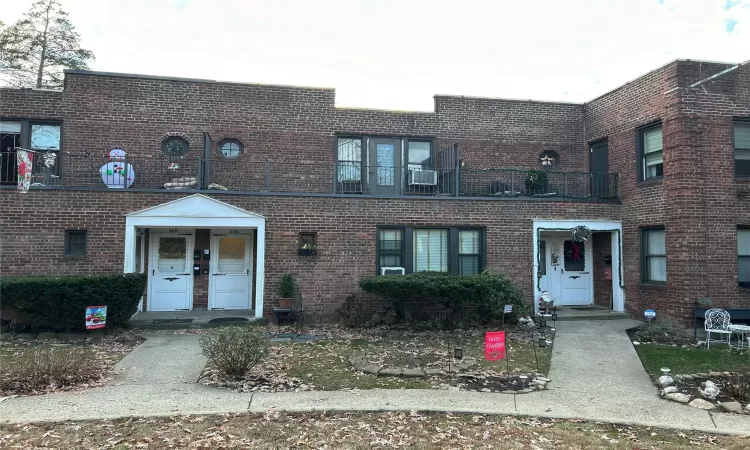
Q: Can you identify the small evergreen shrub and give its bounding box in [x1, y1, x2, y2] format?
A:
[359, 271, 526, 323]
[0, 274, 146, 330]
[278, 273, 295, 298]
[200, 326, 267, 379]
[0, 347, 100, 393]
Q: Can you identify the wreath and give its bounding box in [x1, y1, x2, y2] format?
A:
[571, 225, 591, 242]
[525, 170, 548, 190]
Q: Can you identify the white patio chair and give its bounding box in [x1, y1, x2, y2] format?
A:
[704, 308, 732, 348]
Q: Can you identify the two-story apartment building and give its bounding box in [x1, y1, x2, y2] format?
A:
[1, 58, 748, 324]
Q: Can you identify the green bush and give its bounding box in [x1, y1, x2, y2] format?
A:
[200, 326, 267, 379]
[0, 274, 146, 330]
[278, 273, 295, 298]
[0, 347, 100, 393]
[359, 271, 526, 323]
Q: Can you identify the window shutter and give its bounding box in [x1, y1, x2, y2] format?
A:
[735, 123, 750, 150]
[643, 127, 663, 154]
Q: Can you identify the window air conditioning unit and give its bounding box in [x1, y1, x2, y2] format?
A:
[408, 169, 437, 186]
[380, 267, 406, 275]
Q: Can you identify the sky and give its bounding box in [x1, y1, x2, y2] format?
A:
[2, 0, 749, 111]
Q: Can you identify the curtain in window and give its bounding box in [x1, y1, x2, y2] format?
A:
[647, 230, 666, 282]
[413, 229, 448, 272]
[739, 229, 750, 283]
[458, 230, 481, 275]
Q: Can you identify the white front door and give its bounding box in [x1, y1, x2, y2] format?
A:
[210, 234, 252, 310]
[542, 237, 592, 306]
[148, 233, 193, 311]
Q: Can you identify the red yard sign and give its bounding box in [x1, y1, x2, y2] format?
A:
[485, 331, 506, 361]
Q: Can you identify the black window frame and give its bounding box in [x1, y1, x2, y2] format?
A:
[739, 226, 750, 288]
[217, 138, 244, 159]
[637, 121, 663, 182]
[734, 119, 750, 177]
[1, 119, 63, 186]
[406, 139, 434, 171]
[336, 136, 364, 182]
[375, 226, 485, 275]
[640, 226, 666, 285]
[64, 229, 87, 257]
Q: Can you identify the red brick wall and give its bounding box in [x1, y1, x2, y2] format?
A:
[585, 60, 750, 323]
[0, 190, 620, 318]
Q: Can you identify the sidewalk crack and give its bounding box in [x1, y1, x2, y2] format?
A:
[708, 411, 718, 428]
[247, 393, 255, 410]
[513, 394, 517, 412]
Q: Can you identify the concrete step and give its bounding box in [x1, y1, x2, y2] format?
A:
[554, 313, 631, 321]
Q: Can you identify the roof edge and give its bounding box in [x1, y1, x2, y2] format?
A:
[63, 69, 336, 92]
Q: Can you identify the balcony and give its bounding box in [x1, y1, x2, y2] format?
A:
[0, 151, 619, 200]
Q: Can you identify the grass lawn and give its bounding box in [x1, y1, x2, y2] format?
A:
[1, 412, 747, 449]
[203, 326, 551, 391]
[635, 343, 750, 377]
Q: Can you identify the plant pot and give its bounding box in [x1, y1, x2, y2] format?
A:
[278, 298, 294, 309]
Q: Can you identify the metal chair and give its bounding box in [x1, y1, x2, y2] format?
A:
[704, 308, 732, 348]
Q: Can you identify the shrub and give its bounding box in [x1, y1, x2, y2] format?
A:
[725, 370, 750, 403]
[358, 271, 526, 323]
[0, 347, 100, 393]
[200, 326, 267, 379]
[0, 274, 146, 331]
[335, 294, 370, 328]
[278, 273, 295, 298]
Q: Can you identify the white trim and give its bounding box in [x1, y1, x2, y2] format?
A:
[209, 231, 253, 310]
[124, 194, 266, 318]
[148, 232, 195, 311]
[532, 220, 624, 314]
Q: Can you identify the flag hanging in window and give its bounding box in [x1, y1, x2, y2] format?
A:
[16, 148, 34, 193]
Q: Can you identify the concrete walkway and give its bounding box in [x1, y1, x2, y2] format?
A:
[2, 322, 750, 435]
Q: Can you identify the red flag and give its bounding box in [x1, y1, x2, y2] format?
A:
[485, 331, 506, 361]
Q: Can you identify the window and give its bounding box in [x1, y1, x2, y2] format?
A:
[337, 137, 362, 181]
[162, 137, 189, 156]
[218, 139, 243, 159]
[641, 227, 666, 283]
[735, 121, 750, 177]
[1, 121, 61, 186]
[64, 230, 87, 256]
[407, 140, 432, 170]
[739, 228, 750, 288]
[538, 241, 546, 276]
[378, 229, 403, 268]
[459, 230, 482, 275]
[376, 227, 484, 275]
[639, 123, 663, 180]
[414, 229, 448, 272]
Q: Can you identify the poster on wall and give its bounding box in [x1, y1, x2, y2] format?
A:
[85, 305, 107, 329]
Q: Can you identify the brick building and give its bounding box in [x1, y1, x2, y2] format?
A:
[1, 58, 748, 324]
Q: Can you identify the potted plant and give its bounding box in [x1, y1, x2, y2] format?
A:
[298, 243, 317, 257]
[278, 273, 295, 309]
[525, 169, 548, 195]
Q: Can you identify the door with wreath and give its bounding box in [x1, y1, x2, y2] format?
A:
[545, 236, 592, 306]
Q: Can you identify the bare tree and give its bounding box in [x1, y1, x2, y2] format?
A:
[0, 0, 94, 89]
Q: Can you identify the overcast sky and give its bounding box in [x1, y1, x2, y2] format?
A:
[3, 0, 749, 110]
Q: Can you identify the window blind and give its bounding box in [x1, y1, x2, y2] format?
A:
[413, 229, 448, 272]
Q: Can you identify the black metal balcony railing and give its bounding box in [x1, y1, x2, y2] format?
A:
[0, 151, 619, 200]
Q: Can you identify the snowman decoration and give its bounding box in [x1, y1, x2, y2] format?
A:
[100, 148, 135, 188]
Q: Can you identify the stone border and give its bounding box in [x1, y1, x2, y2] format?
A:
[659, 372, 750, 413]
[349, 357, 550, 394]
